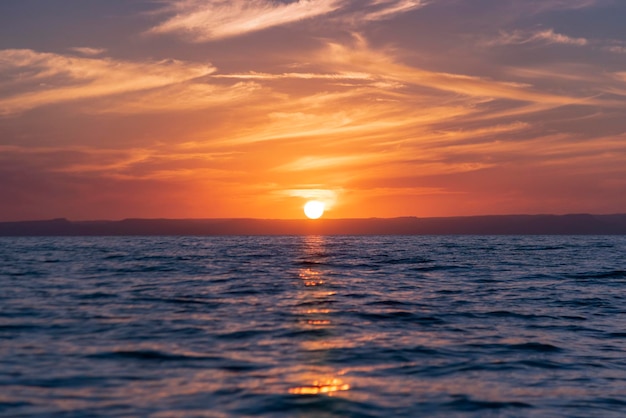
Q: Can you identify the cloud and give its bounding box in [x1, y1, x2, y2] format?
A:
[319, 37, 598, 106]
[212, 71, 374, 81]
[149, 0, 343, 42]
[489, 28, 589, 46]
[149, 0, 430, 42]
[96, 81, 265, 114]
[604, 45, 626, 54]
[362, 0, 426, 21]
[194, 34, 614, 159]
[492, 0, 603, 16]
[0, 49, 215, 115]
[68, 47, 107, 56]
[0, 144, 241, 183]
[504, 64, 600, 82]
[199, 31, 610, 154]
[216, 94, 449, 147]
[276, 155, 377, 172]
[276, 188, 341, 209]
[523, 0, 602, 13]
[527, 29, 589, 46]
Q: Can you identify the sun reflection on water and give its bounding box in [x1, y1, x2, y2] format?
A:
[299, 268, 324, 286]
[287, 235, 351, 397]
[289, 378, 351, 395]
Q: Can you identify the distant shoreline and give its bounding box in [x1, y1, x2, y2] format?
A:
[1, 214, 626, 236]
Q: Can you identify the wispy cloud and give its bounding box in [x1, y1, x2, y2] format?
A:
[523, 0, 602, 14]
[149, 0, 430, 42]
[212, 71, 373, 81]
[0, 49, 215, 115]
[489, 28, 589, 46]
[320, 37, 597, 106]
[604, 45, 626, 54]
[96, 81, 266, 114]
[0, 144, 241, 183]
[362, 0, 426, 21]
[275, 188, 341, 209]
[276, 154, 377, 172]
[149, 0, 343, 42]
[505, 63, 600, 82]
[194, 34, 612, 159]
[68, 47, 107, 56]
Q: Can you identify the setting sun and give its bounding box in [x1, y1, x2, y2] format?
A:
[304, 201, 325, 219]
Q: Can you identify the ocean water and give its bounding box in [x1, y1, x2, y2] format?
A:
[1, 236, 625, 417]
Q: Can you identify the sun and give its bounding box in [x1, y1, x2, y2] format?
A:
[304, 200, 325, 219]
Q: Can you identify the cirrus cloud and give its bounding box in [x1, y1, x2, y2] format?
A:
[0, 49, 216, 115]
[149, 0, 344, 42]
[148, 0, 428, 42]
[488, 28, 589, 47]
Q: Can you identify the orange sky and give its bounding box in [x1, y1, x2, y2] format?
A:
[1, 0, 626, 220]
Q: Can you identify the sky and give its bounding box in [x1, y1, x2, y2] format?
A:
[1, 0, 626, 220]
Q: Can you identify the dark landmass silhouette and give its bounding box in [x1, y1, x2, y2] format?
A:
[1, 214, 626, 236]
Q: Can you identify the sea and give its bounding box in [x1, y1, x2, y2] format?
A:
[1, 235, 625, 417]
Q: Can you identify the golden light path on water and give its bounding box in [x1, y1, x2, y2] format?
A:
[286, 235, 351, 397]
[288, 378, 351, 395]
[243, 234, 597, 406]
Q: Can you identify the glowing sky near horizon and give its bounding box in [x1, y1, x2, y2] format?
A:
[1, 0, 625, 220]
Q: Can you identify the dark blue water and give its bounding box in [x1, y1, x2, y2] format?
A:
[1, 236, 625, 417]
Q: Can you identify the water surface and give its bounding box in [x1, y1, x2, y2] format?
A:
[1, 236, 625, 416]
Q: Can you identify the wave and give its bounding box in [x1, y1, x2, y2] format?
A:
[445, 395, 533, 411]
[87, 349, 222, 362]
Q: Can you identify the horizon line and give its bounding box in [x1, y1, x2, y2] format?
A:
[3, 212, 626, 223]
